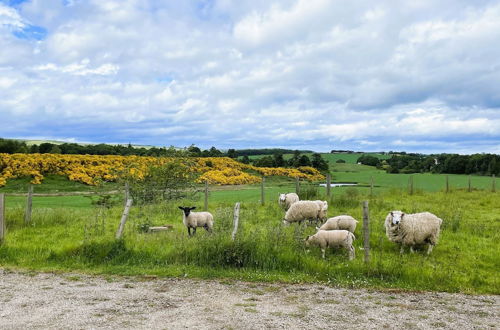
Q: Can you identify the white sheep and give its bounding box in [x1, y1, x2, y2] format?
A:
[305, 230, 356, 260]
[178, 206, 214, 236]
[283, 200, 328, 225]
[278, 192, 299, 210]
[385, 211, 443, 254]
[317, 215, 358, 233]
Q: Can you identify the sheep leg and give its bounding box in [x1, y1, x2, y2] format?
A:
[204, 224, 212, 233]
[192, 227, 197, 236]
[187, 227, 191, 237]
[399, 244, 405, 254]
[410, 246, 415, 254]
[321, 248, 326, 259]
[349, 246, 355, 260]
[427, 244, 434, 255]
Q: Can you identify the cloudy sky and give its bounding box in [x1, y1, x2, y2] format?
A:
[1, 0, 499, 153]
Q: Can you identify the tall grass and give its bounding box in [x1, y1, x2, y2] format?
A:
[0, 190, 499, 294]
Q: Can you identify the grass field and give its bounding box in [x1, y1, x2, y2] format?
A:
[0, 184, 498, 294]
[1, 156, 498, 294]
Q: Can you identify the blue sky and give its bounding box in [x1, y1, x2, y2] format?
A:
[0, 0, 499, 153]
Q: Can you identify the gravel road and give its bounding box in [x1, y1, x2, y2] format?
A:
[0, 269, 498, 329]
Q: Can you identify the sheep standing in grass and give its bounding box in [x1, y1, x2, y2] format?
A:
[385, 211, 443, 254]
[178, 206, 214, 237]
[305, 230, 356, 260]
[278, 193, 299, 210]
[283, 200, 328, 225]
[317, 215, 358, 233]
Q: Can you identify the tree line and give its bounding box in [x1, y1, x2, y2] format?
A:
[241, 150, 329, 171]
[356, 153, 500, 176]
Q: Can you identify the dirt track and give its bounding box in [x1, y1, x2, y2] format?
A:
[0, 269, 498, 329]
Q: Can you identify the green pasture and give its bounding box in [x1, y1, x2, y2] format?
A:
[0, 189, 498, 294]
[247, 152, 390, 164]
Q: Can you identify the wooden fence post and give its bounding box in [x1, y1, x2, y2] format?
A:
[326, 174, 331, 198]
[0, 193, 5, 244]
[468, 175, 472, 192]
[25, 184, 33, 224]
[124, 182, 130, 206]
[370, 176, 374, 197]
[362, 201, 370, 263]
[261, 176, 265, 206]
[493, 174, 496, 193]
[295, 177, 300, 195]
[232, 202, 240, 241]
[116, 199, 133, 239]
[445, 175, 449, 193]
[204, 180, 209, 211]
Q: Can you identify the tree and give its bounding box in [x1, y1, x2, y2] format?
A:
[288, 150, 301, 167]
[38, 143, 55, 154]
[356, 154, 380, 166]
[311, 153, 329, 171]
[254, 156, 275, 167]
[298, 155, 312, 167]
[187, 145, 201, 156]
[127, 159, 197, 204]
[240, 155, 251, 164]
[336, 159, 346, 163]
[49, 145, 62, 154]
[227, 149, 237, 158]
[273, 153, 286, 167]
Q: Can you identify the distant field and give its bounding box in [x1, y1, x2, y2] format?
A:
[246, 152, 390, 164]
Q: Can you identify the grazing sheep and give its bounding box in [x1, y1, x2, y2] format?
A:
[278, 193, 299, 210]
[305, 230, 356, 260]
[283, 200, 328, 225]
[317, 215, 358, 233]
[178, 206, 214, 237]
[385, 211, 443, 254]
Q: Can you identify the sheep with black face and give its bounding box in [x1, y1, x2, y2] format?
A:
[178, 206, 214, 237]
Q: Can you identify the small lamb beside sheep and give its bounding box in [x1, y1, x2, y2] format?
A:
[305, 230, 356, 260]
[178, 206, 214, 237]
[385, 211, 442, 254]
[283, 200, 328, 225]
[278, 193, 299, 210]
[317, 215, 358, 233]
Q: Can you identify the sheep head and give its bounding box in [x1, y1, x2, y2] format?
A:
[390, 211, 405, 225]
[178, 206, 196, 216]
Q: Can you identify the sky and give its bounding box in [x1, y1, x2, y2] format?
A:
[0, 0, 499, 154]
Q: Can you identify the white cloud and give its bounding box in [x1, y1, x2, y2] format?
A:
[0, 0, 499, 153]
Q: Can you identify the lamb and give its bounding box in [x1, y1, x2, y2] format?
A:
[305, 230, 356, 260]
[278, 193, 299, 210]
[178, 206, 214, 237]
[283, 200, 328, 225]
[384, 211, 443, 254]
[317, 215, 358, 233]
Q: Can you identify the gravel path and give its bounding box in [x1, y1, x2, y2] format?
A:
[0, 269, 498, 329]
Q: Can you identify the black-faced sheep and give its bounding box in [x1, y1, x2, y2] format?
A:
[178, 206, 214, 237]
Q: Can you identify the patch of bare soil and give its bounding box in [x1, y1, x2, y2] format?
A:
[0, 269, 498, 329]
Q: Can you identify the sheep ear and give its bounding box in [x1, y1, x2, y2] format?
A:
[401, 213, 405, 217]
[390, 211, 393, 216]
[178, 206, 183, 210]
[190, 206, 197, 210]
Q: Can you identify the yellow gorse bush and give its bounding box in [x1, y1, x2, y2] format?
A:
[0, 153, 324, 186]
